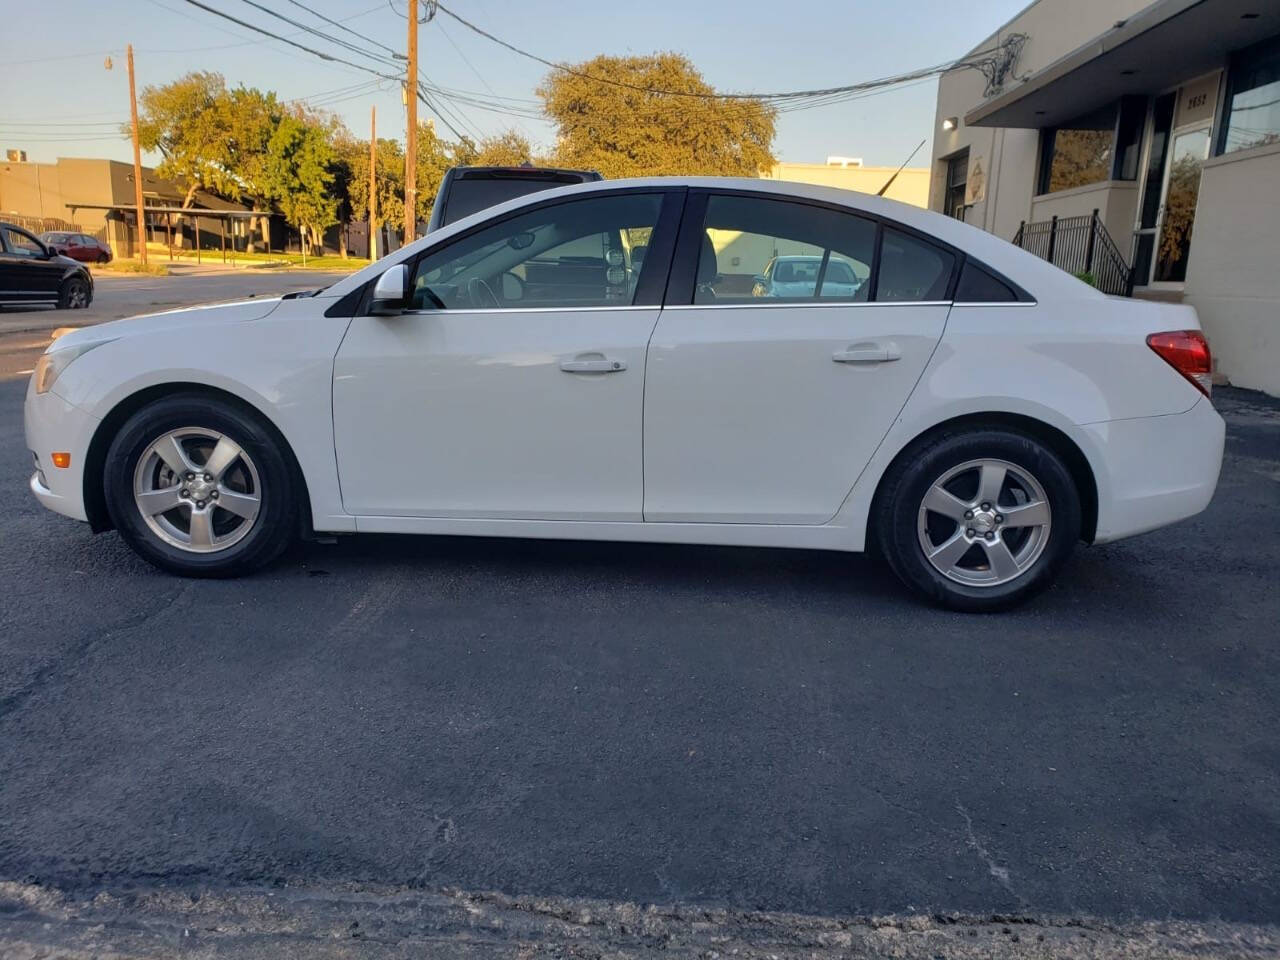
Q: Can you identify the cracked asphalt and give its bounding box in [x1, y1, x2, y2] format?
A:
[1, 324, 1278, 952]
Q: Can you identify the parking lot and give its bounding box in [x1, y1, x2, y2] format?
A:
[1, 280, 1278, 955]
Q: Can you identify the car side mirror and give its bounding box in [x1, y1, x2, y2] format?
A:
[43, 244, 58, 259]
[370, 264, 409, 315]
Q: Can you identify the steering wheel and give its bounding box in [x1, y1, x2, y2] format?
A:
[467, 276, 500, 308]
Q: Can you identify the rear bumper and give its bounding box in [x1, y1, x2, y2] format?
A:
[1087, 397, 1225, 544]
[24, 380, 99, 523]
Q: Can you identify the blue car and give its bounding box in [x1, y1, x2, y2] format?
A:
[752, 255, 864, 299]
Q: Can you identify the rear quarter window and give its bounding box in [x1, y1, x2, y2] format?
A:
[954, 261, 1020, 302]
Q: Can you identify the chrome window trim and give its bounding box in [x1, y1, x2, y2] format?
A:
[948, 301, 1039, 307]
[663, 300, 953, 311]
[400, 304, 658, 316]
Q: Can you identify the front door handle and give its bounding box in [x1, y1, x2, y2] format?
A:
[559, 353, 627, 374]
[833, 342, 902, 364]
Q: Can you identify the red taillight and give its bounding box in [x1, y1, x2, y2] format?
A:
[1147, 330, 1213, 398]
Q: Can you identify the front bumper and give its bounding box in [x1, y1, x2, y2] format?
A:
[1087, 396, 1225, 544]
[24, 379, 101, 523]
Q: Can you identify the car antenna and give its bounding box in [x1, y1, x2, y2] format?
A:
[876, 139, 927, 197]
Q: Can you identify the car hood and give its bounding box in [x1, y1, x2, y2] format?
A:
[51, 297, 284, 352]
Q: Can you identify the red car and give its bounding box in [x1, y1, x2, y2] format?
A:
[39, 231, 112, 264]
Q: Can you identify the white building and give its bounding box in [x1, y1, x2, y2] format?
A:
[930, 0, 1280, 395]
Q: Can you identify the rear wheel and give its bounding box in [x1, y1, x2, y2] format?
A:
[874, 428, 1081, 612]
[103, 394, 297, 577]
[58, 276, 90, 309]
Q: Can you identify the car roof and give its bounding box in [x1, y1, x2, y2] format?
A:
[325, 176, 1099, 302]
[449, 165, 601, 179]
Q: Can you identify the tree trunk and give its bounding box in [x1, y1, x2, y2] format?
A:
[249, 213, 269, 254]
[338, 225, 347, 260]
[175, 182, 200, 250]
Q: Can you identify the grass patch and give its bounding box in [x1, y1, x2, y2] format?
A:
[144, 244, 368, 272]
[93, 259, 170, 276]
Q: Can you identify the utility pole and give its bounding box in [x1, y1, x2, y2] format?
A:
[126, 44, 147, 265]
[404, 0, 418, 244]
[369, 105, 378, 260]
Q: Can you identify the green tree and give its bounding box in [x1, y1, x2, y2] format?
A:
[264, 114, 339, 261]
[454, 129, 537, 168]
[538, 54, 776, 178]
[133, 72, 238, 208]
[221, 86, 285, 251]
[414, 121, 455, 224]
[347, 134, 406, 252]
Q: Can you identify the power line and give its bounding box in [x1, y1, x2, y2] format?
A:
[235, 0, 403, 68]
[433, 1, 1009, 111]
[178, 0, 401, 78]
[281, 0, 402, 58]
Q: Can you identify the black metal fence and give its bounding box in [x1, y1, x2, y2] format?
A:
[1012, 209, 1134, 297]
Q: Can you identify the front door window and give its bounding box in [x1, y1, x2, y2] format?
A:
[1153, 127, 1210, 283]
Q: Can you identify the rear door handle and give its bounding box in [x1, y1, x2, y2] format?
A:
[833, 343, 901, 364]
[559, 353, 627, 374]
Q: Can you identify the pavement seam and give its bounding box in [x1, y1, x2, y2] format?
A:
[0, 581, 194, 721]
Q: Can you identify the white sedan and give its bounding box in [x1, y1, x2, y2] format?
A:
[24, 178, 1224, 610]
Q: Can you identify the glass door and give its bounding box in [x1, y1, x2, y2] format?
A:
[1151, 126, 1210, 283]
[1131, 93, 1174, 287]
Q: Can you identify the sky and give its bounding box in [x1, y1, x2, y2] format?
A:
[0, 0, 1029, 171]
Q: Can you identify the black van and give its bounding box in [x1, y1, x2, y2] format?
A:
[426, 166, 603, 233]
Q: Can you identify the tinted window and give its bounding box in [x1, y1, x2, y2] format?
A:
[876, 229, 955, 302]
[954, 261, 1018, 302]
[410, 192, 663, 310]
[4, 227, 45, 258]
[693, 195, 875, 304]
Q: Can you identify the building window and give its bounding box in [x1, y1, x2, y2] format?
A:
[944, 151, 968, 219]
[1037, 103, 1119, 194]
[1218, 35, 1280, 155]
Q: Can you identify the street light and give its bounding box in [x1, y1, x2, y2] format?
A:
[942, 117, 959, 132]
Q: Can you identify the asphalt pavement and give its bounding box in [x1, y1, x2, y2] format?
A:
[0, 296, 1278, 955]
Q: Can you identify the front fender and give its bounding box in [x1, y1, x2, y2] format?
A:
[51, 297, 356, 533]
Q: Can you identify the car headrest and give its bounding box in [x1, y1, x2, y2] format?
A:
[697, 233, 718, 286]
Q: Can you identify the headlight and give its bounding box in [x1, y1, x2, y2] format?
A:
[33, 340, 113, 394]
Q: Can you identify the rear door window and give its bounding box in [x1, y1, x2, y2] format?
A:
[875, 229, 956, 302]
[692, 194, 876, 304]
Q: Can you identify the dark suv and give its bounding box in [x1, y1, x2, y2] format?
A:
[426, 166, 602, 233]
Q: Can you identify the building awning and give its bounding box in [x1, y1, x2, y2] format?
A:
[66, 203, 276, 220]
[965, 0, 1274, 128]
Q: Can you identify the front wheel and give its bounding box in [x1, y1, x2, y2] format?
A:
[58, 276, 90, 309]
[103, 394, 298, 577]
[874, 428, 1082, 612]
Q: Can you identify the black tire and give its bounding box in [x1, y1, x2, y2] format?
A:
[58, 275, 91, 309]
[874, 427, 1082, 612]
[103, 393, 297, 577]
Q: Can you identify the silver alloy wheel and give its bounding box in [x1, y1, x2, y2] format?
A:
[916, 458, 1052, 587]
[66, 281, 89, 308]
[132, 427, 262, 554]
